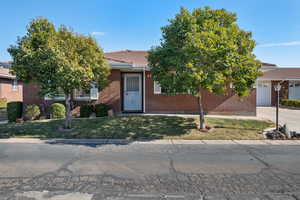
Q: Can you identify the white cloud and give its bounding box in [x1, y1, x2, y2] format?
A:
[258, 41, 300, 47]
[91, 31, 105, 36]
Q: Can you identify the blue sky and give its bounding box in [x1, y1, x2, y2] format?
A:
[1, 0, 300, 67]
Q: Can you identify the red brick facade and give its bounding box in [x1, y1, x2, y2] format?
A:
[0, 78, 23, 102]
[144, 71, 256, 115]
[23, 69, 256, 115]
[98, 69, 122, 112]
[271, 80, 289, 106]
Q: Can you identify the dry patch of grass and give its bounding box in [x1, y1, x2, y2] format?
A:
[168, 118, 274, 140]
[0, 116, 274, 140]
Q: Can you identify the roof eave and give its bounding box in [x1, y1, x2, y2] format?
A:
[0, 74, 16, 79]
[258, 78, 300, 81]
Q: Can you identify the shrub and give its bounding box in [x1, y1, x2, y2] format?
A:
[24, 104, 41, 120]
[281, 99, 300, 108]
[95, 103, 109, 117]
[0, 98, 7, 109]
[50, 103, 65, 119]
[80, 104, 94, 118]
[7, 101, 23, 122]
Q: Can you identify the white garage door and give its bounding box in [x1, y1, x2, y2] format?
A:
[257, 81, 271, 106]
[289, 81, 300, 100]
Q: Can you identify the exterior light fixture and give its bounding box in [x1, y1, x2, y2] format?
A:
[274, 83, 282, 131]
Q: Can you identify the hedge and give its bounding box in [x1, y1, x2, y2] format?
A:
[80, 104, 94, 118]
[24, 104, 41, 120]
[281, 99, 300, 108]
[0, 98, 7, 109]
[95, 103, 109, 117]
[7, 101, 23, 122]
[50, 103, 66, 119]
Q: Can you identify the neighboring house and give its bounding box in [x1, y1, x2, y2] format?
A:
[0, 62, 23, 102]
[257, 64, 300, 106]
[22, 50, 257, 115]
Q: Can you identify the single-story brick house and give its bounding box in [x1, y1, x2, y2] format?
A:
[257, 64, 300, 106]
[5, 50, 296, 116]
[21, 50, 258, 115]
[0, 62, 23, 102]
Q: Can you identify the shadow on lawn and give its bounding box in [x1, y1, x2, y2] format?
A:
[68, 116, 197, 139]
[0, 116, 197, 143]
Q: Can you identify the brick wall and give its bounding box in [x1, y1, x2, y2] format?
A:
[98, 69, 121, 112]
[0, 78, 23, 102]
[23, 69, 256, 115]
[271, 80, 289, 106]
[23, 69, 122, 113]
[145, 71, 256, 115]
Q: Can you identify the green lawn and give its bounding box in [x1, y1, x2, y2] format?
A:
[0, 116, 274, 140]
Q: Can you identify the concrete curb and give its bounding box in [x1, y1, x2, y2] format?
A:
[0, 138, 300, 145]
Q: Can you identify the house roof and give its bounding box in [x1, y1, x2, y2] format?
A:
[2, 55, 289, 80]
[0, 62, 12, 68]
[261, 62, 277, 67]
[0, 67, 15, 79]
[104, 50, 278, 68]
[104, 50, 148, 66]
[105, 57, 132, 65]
[259, 68, 300, 80]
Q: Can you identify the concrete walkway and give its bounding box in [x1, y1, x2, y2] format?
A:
[0, 138, 299, 145]
[257, 106, 300, 132]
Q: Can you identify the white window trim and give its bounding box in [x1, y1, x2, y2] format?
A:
[74, 88, 91, 101]
[89, 86, 98, 100]
[12, 80, 18, 91]
[44, 83, 99, 101]
[53, 96, 66, 100]
[73, 96, 91, 101]
[154, 81, 162, 94]
[44, 95, 65, 101]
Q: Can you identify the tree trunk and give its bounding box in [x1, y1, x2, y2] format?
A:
[65, 94, 72, 129]
[197, 93, 206, 130]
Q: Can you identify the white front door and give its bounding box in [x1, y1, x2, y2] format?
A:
[123, 73, 142, 111]
[256, 81, 271, 106]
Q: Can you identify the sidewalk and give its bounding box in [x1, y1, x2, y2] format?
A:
[0, 138, 299, 145]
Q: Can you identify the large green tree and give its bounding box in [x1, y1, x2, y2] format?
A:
[148, 7, 261, 130]
[8, 18, 110, 128]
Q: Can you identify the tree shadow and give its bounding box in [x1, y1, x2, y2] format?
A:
[0, 116, 198, 147]
[68, 115, 197, 139]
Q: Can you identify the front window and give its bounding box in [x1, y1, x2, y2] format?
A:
[74, 89, 91, 99]
[44, 88, 65, 100]
[45, 86, 98, 101]
[12, 80, 18, 91]
[153, 81, 190, 95]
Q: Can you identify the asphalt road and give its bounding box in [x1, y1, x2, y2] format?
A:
[1, 141, 300, 200]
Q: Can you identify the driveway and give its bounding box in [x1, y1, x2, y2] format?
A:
[257, 106, 300, 132]
[1, 140, 300, 199]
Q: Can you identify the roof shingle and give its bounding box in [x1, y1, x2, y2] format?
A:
[259, 68, 300, 80]
[104, 50, 148, 66]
